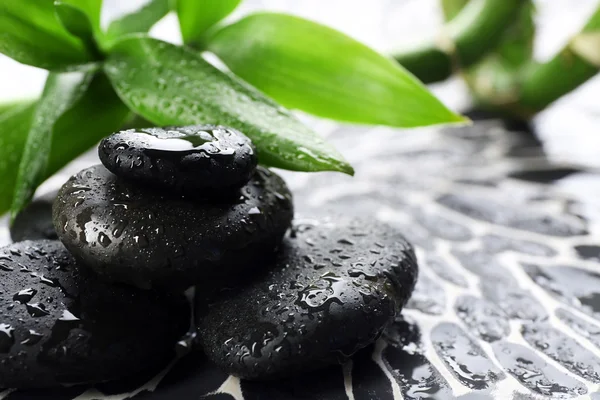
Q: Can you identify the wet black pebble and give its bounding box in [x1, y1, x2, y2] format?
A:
[53, 164, 293, 290]
[197, 218, 418, 380]
[10, 191, 58, 242]
[99, 125, 257, 196]
[0, 240, 189, 389]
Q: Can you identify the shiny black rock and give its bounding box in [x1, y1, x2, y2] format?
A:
[99, 125, 257, 196]
[10, 191, 58, 242]
[196, 218, 418, 380]
[53, 165, 293, 290]
[0, 240, 189, 389]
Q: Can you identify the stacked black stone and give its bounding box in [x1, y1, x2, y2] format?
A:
[3, 125, 418, 387]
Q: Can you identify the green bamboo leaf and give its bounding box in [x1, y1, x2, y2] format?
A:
[1, 75, 129, 217]
[0, 102, 36, 214]
[0, 99, 34, 119]
[58, 0, 103, 43]
[11, 71, 94, 219]
[60, 0, 101, 27]
[0, 0, 93, 70]
[177, 0, 241, 44]
[46, 73, 131, 175]
[54, 1, 98, 55]
[207, 12, 465, 128]
[104, 0, 170, 47]
[104, 36, 353, 175]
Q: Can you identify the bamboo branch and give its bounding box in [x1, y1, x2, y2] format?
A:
[393, 0, 523, 83]
[517, 7, 600, 112]
[441, 0, 600, 118]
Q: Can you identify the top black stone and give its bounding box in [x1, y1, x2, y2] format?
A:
[99, 125, 257, 196]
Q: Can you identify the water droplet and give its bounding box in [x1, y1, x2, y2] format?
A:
[112, 219, 129, 238]
[297, 272, 345, 309]
[348, 269, 378, 281]
[134, 234, 149, 248]
[98, 232, 112, 248]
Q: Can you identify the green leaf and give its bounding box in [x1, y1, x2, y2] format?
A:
[177, 0, 241, 44]
[0, 101, 36, 214]
[207, 12, 465, 128]
[54, 1, 98, 55]
[60, 0, 101, 27]
[0, 99, 34, 119]
[58, 0, 103, 43]
[11, 71, 94, 219]
[0, 0, 93, 70]
[104, 36, 353, 174]
[104, 0, 170, 47]
[0, 75, 130, 217]
[47, 73, 131, 175]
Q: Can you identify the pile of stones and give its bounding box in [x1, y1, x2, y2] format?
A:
[1, 125, 418, 388]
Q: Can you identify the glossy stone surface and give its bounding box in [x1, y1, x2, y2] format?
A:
[99, 126, 257, 196]
[197, 218, 418, 380]
[53, 165, 293, 290]
[0, 240, 189, 388]
[10, 191, 58, 242]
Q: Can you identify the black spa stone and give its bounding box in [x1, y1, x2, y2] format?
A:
[98, 125, 257, 196]
[196, 218, 418, 380]
[0, 240, 189, 389]
[53, 165, 293, 290]
[10, 191, 58, 242]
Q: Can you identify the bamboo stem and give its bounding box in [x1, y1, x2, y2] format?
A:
[517, 7, 600, 112]
[444, 1, 600, 117]
[393, 0, 523, 83]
